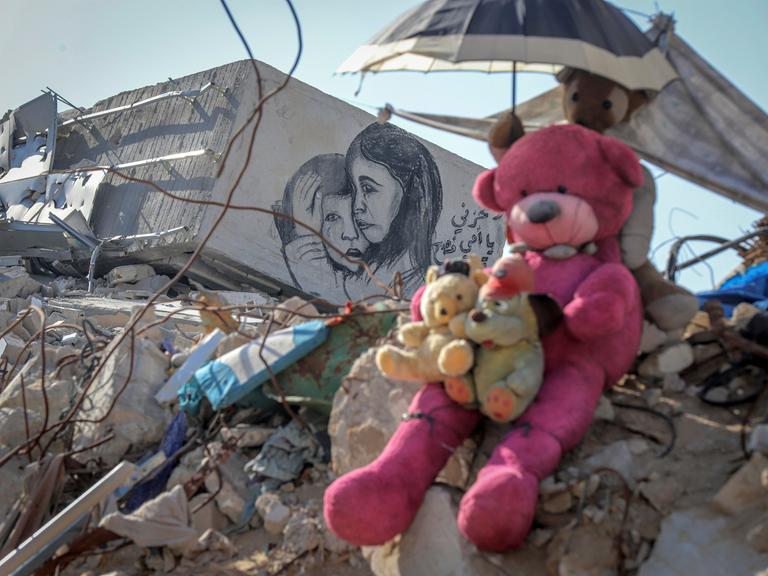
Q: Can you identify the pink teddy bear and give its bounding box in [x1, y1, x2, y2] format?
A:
[324, 124, 644, 551]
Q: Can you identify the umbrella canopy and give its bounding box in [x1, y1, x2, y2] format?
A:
[377, 17, 768, 213]
[338, 0, 677, 92]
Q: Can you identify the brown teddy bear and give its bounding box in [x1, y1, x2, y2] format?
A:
[375, 255, 488, 383]
[489, 69, 699, 332]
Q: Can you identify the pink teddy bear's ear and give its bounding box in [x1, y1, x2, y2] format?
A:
[472, 169, 504, 213]
[597, 135, 644, 188]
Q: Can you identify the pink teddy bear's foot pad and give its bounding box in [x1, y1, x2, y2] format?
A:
[457, 465, 539, 551]
[324, 466, 422, 546]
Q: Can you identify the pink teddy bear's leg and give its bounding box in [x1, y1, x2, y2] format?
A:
[324, 382, 481, 546]
[457, 359, 604, 551]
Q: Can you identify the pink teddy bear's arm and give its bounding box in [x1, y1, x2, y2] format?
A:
[564, 263, 637, 342]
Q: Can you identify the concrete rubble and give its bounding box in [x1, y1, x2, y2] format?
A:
[0, 264, 378, 575]
[0, 262, 767, 576]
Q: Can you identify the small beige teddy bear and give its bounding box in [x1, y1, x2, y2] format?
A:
[376, 255, 488, 383]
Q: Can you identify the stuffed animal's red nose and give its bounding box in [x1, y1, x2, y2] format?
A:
[470, 310, 487, 323]
[526, 200, 560, 224]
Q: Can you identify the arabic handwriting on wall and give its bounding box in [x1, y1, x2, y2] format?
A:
[433, 205, 503, 265]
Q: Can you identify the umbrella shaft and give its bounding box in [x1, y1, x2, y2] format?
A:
[512, 61, 517, 112]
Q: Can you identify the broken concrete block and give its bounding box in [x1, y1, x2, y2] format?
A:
[329, 348, 471, 489]
[684, 310, 712, 341]
[189, 493, 231, 534]
[0, 455, 27, 519]
[167, 464, 196, 492]
[364, 486, 546, 576]
[639, 507, 768, 576]
[582, 505, 607, 525]
[656, 342, 695, 373]
[639, 475, 684, 513]
[706, 386, 730, 403]
[0, 267, 42, 298]
[167, 447, 205, 490]
[540, 476, 567, 496]
[748, 521, 768, 553]
[133, 274, 171, 293]
[72, 334, 172, 465]
[282, 511, 323, 554]
[749, 424, 768, 455]
[637, 342, 694, 378]
[546, 522, 619, 576]
[436, 438, 476, 488]
[256, 492, 291, 535]
[203, 446, 250, 524]
[106, 264, 156, 286]
[0, 376, 73, 417]
[541, 490, 573, 514]
[322, 522, 353, 554]
[662, 373, 687, 393]
[594, 395, 615, 421]
[642, 387, 662, 407]
[1, 333, 27, 364]
[328, 342, 420, 475]
[185, 528, 238, 560]
[712, 453, 768, 515]
[570, 474, 601, 499]
[640, 319, 667, 354]
[693, 342, 724, 365]
[272, 297, 320, 327]
[583, 440, 645, 487]
[528, 528, 554, 548]
[0, 407, 43, 448]
[50, 276, 78, 296]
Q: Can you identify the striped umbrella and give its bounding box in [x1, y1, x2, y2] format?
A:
[338, 0, 677, 95]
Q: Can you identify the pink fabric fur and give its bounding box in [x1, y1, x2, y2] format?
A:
[324, 124, 643, 551]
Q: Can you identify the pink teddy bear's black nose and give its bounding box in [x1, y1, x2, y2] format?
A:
[526, 200, 560, 223]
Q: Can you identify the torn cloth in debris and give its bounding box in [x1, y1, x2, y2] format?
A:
[100, 485, 198, 555]
[178, 320, 329, 413]
[123, 412, 188, 512]
[245, 421, 322, 482]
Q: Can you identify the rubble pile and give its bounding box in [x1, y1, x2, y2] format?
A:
[2, 259, 768, 576]
[0, 264, 378, 576]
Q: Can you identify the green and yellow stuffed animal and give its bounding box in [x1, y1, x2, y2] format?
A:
[376, 255, 488, 383]
[444, 255, 562, 422]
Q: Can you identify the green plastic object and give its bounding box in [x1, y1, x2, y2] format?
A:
[245, 303, 398, 415]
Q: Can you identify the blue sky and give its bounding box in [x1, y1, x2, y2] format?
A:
[2, 0, 766, 292]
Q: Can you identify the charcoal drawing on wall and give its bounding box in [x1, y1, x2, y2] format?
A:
[274, 122, 443, 302]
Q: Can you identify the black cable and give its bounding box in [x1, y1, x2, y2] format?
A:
[219, 0, 257, 62]
[219, 0, 303, 79]
[611, 400, 677, 457]
[698, 359, 766, 407]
